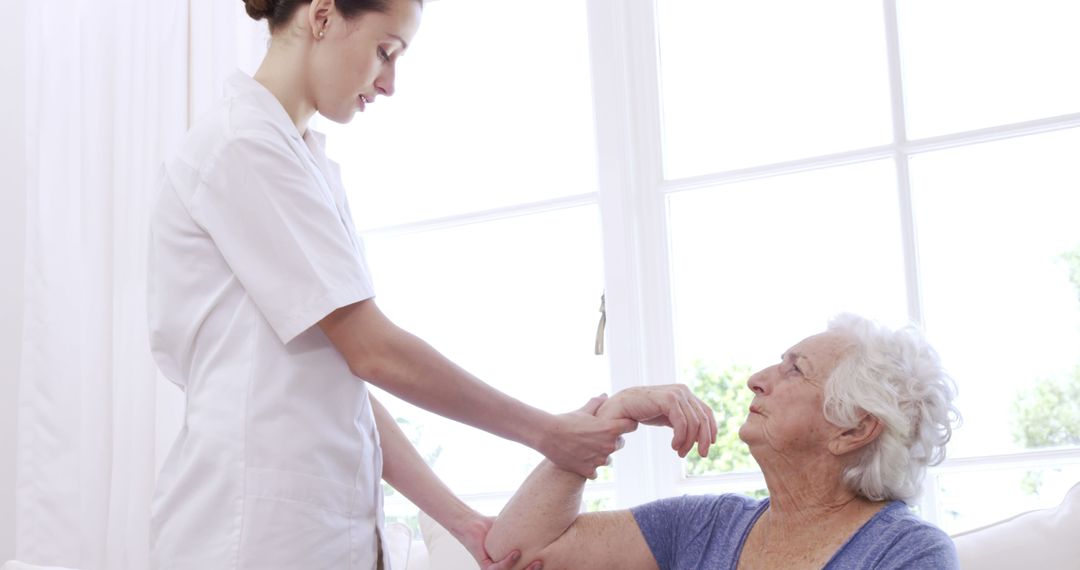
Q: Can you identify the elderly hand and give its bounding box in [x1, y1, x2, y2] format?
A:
[539, 396, 638, 479]
[597, 385, 718, 458]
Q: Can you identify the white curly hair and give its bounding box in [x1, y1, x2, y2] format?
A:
[822, 313, 960, 503]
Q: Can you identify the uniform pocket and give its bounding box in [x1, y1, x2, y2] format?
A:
[237, 467, 380, 570]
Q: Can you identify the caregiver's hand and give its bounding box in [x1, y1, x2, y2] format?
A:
[597, 385, 718, 458]
[456, 514, 542, 570]
[538, 397, 638, 479]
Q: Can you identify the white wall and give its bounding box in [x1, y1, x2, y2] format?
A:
[0, 0, 27, 561]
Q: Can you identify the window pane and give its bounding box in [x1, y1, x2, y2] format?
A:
[934, 462, 1080, 534]
[899, 0, 1080, 139]
[583, 488, 616, 513]
[667, 160, 911, 476]
[364, 206, 609, 496]
[655, 0, 893, 178]
[911, 128, 1080, 458]
[322, 0, 599, 229]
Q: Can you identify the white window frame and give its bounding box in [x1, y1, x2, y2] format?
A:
[314, 0, 1080, 525]
[584, 0, 1080, 525]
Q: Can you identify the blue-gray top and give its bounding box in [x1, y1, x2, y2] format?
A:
[631, 494, 958, 569]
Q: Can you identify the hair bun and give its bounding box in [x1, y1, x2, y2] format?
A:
[243, 0, 277, 21]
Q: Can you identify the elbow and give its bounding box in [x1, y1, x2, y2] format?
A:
[485, 525, 527, 567]
[486, 523, 554, 570]
[331, 330, 388, 382]
[484, 522, 514, 563]
[319, 298, 398, 383]
[337, 322, 398, 382]
[344, 351, 370, 380]
[344, 350, 386, 383]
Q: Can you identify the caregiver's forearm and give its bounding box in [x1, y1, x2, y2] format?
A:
[321, 299, 554, 451]
[369, 394, 476, 532]
[321, 299, 634, 480]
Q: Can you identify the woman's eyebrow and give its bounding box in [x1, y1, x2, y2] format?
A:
[387, 33, 408, 50]
[784, 351, 815, 375]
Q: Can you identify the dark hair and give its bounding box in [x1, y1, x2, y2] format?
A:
[243, 0, 403, 32]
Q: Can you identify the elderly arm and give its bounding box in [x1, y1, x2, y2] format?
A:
[487, 463, 654, 570]
[484, 386, 717, 570]
[320, 299, 637, 478]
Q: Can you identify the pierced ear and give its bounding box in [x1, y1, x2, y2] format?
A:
[308, 0, 333, 35]
[828, 414, 883, 456]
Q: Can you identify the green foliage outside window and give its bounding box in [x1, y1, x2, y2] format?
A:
[684, 361, 759, 476]
[682, 242, 1080, 499]
[1011, 244, 1080, 494]
[1063, 247, 1080, 305]
[1012, 367, 1080, 450]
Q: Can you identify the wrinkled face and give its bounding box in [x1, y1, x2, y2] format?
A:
[738, 331, 855, 459]
[308, 0, 422, 123]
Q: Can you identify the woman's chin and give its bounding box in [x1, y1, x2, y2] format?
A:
[737, 423, 756, 445]
[321, 107, 357, 125]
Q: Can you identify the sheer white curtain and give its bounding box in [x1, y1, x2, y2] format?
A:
[16, 2, 265, 569]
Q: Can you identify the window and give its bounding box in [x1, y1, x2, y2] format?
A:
[653, 0, 1080, 533]
[319, 0, 614, 530]
[302, 0, 1080, 534]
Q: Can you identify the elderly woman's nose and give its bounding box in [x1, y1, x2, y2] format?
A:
[747, 369, 769, 394]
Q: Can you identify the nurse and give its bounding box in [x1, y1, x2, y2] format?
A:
[146, 0, 661, 568]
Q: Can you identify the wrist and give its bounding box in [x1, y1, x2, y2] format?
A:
[595, 393, 624, 420]
[528, 410, 560, 456]
[429, 497, 481, 539]
[446, 505, 484, 539]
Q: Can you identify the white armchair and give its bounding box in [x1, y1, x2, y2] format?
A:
[952, 479, 1080, 569]
[385, 511, 479, 570]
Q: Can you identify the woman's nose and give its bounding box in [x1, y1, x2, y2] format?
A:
[375, 67, 396, 97]
[746, 367, 772, 395]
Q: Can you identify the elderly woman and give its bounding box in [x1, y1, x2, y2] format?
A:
[484, 313, 960, 569]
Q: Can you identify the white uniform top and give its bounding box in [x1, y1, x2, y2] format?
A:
[148, 71, 388, 570]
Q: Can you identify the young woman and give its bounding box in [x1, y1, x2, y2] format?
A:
[147, 0, 645, 567]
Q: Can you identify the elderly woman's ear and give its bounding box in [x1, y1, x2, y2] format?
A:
[828, 414, 884, 456]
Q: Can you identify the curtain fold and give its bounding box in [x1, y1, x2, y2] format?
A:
[16, 1, 270, 566]
[17, 2, 189, 568]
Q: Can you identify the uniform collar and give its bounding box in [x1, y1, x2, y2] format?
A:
[306, 127, 327, 148]
[225, 71, 305, 142]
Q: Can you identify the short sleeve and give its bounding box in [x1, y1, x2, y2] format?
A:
[190, 134, 375, 344]
[631, 494, 762, 570]
[875, 525, 960, 570]
[631, 497, 684, 567]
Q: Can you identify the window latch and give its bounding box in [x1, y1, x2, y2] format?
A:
[594, 291, 606, 355]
